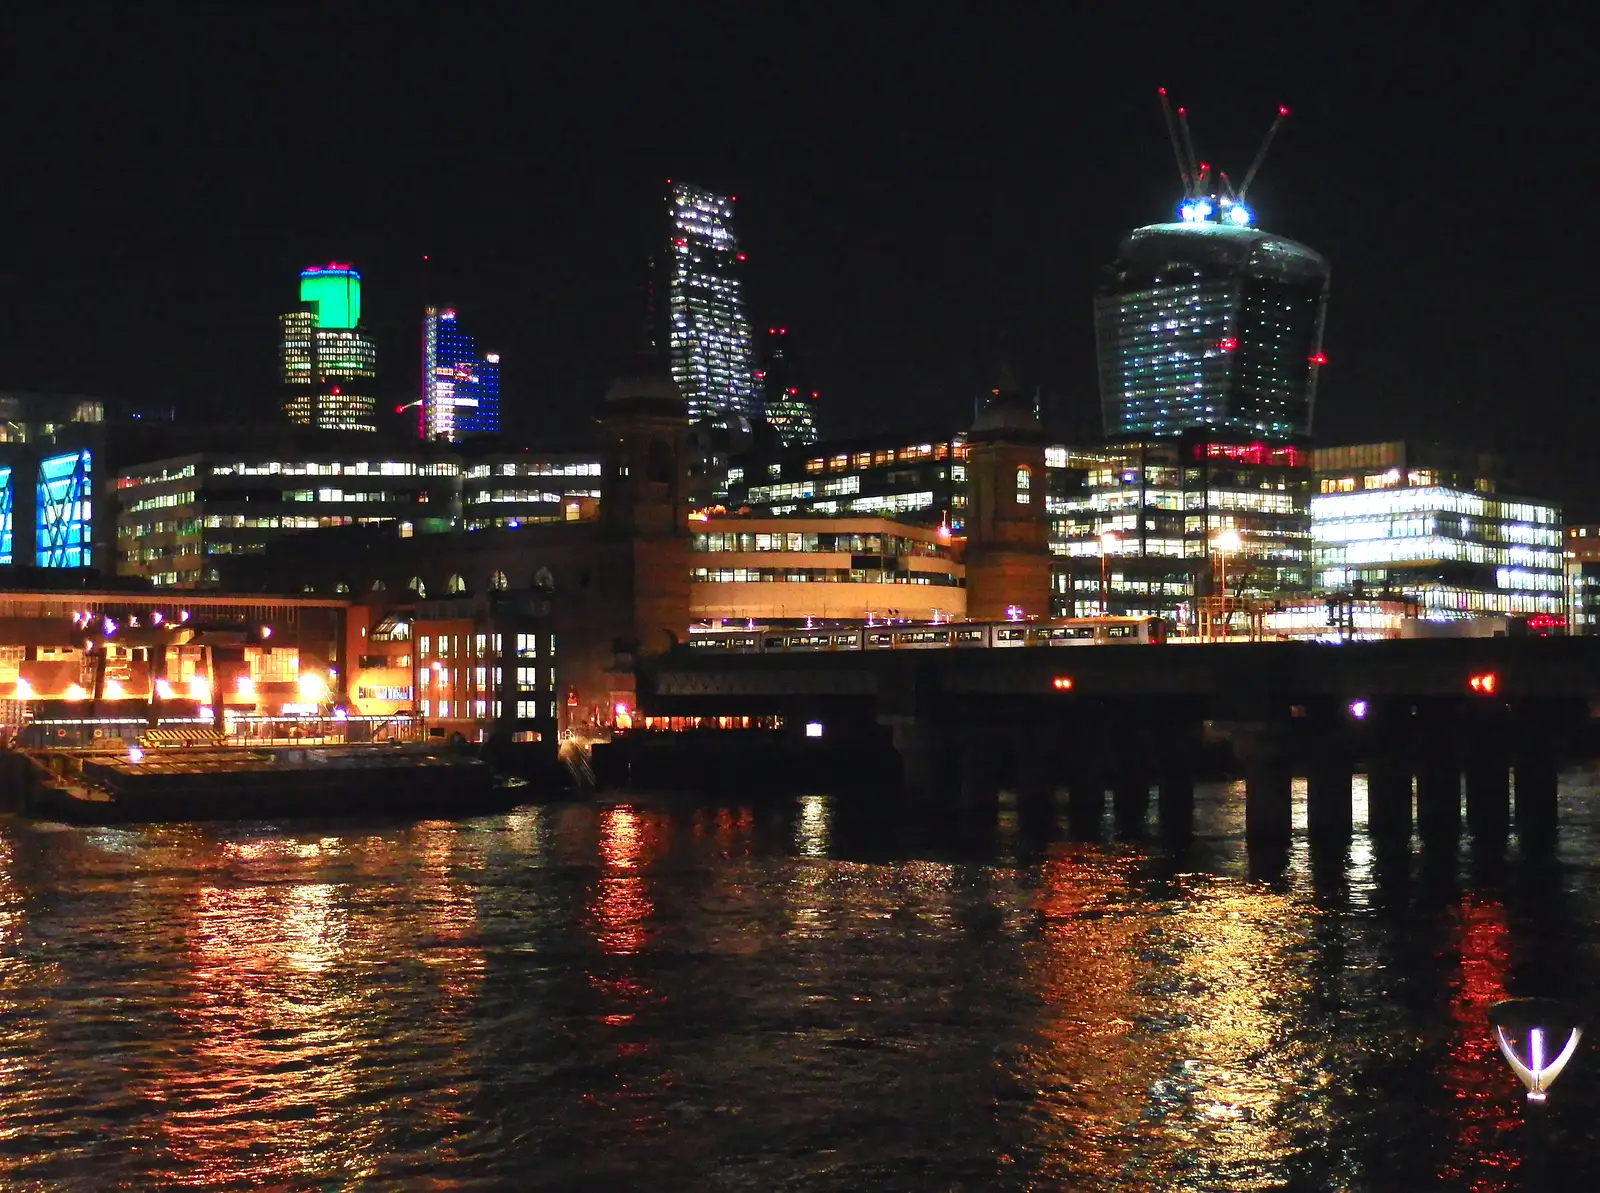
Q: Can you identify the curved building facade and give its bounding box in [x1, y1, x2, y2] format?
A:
[1094, 223, 1329, 440]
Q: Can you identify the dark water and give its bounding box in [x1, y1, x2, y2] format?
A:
[4, 773, 1600, 1192]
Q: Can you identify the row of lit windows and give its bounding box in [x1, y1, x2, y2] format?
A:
[692, 531, 947, 556]
[692, 567, 962, 587]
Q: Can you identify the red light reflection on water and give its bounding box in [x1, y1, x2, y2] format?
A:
[1436, 894, 1519, 1190]
[593, 808, 654, 957]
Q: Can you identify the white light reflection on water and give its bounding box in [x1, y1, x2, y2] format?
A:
[795, 794, 830, 857]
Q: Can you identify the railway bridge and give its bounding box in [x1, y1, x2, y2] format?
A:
[636, 636, 1600, 845]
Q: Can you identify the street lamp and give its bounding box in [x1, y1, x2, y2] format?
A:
[1098, 530, 1120, 616]
[1211, 528, 1243, 640]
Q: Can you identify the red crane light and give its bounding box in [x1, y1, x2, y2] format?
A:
[1218, 338, 1238, 352]
[1309, 352, 1328, 365]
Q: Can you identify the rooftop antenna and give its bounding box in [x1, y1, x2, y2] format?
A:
[1157, 88, 1192, 197]
[1239, 105, 1291, 201]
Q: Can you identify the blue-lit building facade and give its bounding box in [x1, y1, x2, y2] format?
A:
[420, 307, 501, 442]
[1095, 221, 1329, 440]
[0, 393, 109, 572]
[1310, 442, 1562, 620]
[664, 184, 758, 423]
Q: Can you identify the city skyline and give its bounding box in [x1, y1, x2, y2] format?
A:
[2, 12, 1592, 508]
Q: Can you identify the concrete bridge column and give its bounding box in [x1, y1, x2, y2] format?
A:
[1015, 741, 1058, 829]
[1157, 767, 1195, 839]
[1306, 750, 1354, 842]
[1066, 766, 1106, 838]
[957, 734, 1000, 822]
[1365, 760, 1413, 842]
[1514, 750, 1559, 845]
[1239, 727, 1292, 843]
[1112, 773, 1151, 837]
[890, 719, 953, 806]
[1464, 745, 1511, 844]
[1416, 757, 1462, 844]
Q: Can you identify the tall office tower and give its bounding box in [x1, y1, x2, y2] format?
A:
[280, 262, 378, 432]
[756, 326, 818, 447]
[1094, 96, 1330, 440]
[664, 183, 757, 422]
[420, 307, 501, 441]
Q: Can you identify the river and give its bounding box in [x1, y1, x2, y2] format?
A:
[3, 772, 1598, 1190]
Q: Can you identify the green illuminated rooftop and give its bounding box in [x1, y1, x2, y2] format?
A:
[299, 264, 362, 329]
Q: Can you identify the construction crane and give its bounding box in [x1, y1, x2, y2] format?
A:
[1155, 91, 1291, 227]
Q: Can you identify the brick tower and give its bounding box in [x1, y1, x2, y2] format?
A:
[962, 371, 1050, 620]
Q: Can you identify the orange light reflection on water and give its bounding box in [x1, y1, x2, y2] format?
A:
[1024, 851, 1316, 1186]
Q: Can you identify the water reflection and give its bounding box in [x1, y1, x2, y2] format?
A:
[1, 770, 1599, 1189]
[795, 794, 830, 857]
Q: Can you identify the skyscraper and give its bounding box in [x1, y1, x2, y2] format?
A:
[280, 262, 378, 432]
[756, 326, 818, 447]
[420, 307, 501, 441]
[1094, 97, 1330, 440]
[663, 183, 757, 423]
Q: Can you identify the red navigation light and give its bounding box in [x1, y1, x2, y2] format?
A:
[1309, 352, 1328, 365]
[1470, 673, 1499, 695]
[1218, 337, 1238, 352]
[673, 238, 687, 247]
[331, 386, 340, 395]
[811, 392, 819, 398]
[1158, 87, 1168, 96]
[1279, 105, 1290, 116]
[1052, 676, 1074, 691]
[394, 405, 406, 415]
[736, 253, 747, 260]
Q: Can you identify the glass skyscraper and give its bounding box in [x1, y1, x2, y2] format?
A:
[1094, 221, 1329, 439]
[420, 307, 501, 441]
[664, 183, 757, 423]
[757, 327, 818, 447]
[281, 263, 378, 432]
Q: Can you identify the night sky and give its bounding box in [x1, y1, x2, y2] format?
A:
[2, 11, 1590, 508]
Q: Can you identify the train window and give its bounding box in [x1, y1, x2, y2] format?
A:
[1104, 625, 1136, 638]
[763, 637, 785, 650]
[690, 637, 723, 649]
[833, 633, 859, 645]
[867, 632, 894, 647]
[996, 627, 1025, 642]
[954, 629, 985, 643]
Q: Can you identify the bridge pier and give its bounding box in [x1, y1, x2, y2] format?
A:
[1240, 728, 1293, 842]
[1464, 746, 1510, 844]
[1066, 766, 1106, 838]
[1514, 751, 1558, 844]
[1365, 760, 1413, 842]
[1306, 751, 1354, 842]
[890, 720, 953, 807]
[1157, 767, 1194, 839]
[1416, 757, 1462, 844]
[1015, 745, 1057, 830]
[957, 735, 1000, 822]
[1112, 774, 1151, 837]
